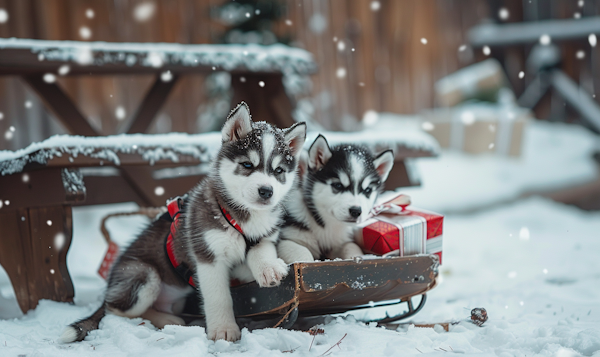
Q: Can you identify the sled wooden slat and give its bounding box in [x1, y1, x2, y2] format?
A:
[183, 255, 438, 322]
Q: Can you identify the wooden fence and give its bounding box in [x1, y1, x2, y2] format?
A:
[0, 0, 598, 150]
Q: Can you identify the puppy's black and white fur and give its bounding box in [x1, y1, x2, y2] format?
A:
[60, 102, 306, 343]
[277, 135, 394, 263]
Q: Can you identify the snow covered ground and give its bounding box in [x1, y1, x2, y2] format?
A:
[0, 121, 599, 356]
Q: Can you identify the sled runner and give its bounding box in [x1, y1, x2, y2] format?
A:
[181, 254, 439, 328]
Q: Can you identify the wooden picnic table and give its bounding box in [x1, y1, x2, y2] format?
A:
[0, 38, 317, 135]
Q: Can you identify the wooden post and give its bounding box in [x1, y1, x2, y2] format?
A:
[0, 206, 74, 313]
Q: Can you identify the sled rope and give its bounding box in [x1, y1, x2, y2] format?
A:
[273, 299, 299, 328]
[100, 207, 166, 244]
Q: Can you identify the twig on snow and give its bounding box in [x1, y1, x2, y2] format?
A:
[319, 333, 347, 356]
[415, 348, 423, 353]
[283, 346, 300, 353]
[308, 326, 325, 351]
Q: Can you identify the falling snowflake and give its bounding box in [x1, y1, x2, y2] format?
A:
[459, 44, 467, 51]
[576, 50, 585, 59]
[589, 34, 597, 47]
[58, 65, 70, 76]
[54, 233, 65, 250]
[420, 38, 428, 45]
[574, 12, 581, 19]
[0, 9, 8, 23]
[50, 269, 55, 274]
[483, 46, 491, 56]
[161, 70, 173, 82]
[370, 1, 381, 11]
[0, 112, 3, 120]
[578, 0, 584, 7]
[337, 41, 345, 51]
[258, 81, 265, 87]
[25, 101, 32, 108]
[86, 9, 95, 19]
[79, 26, 92, 40]
[154, 186, 165, 196]
[285, 19, 292, 26]
[22, 173, 29, 183]
[498, 7, 509, 20]
[539, 34, 551, 45]
[47, 220, 53, 226]
[240, 77, 246, 82]
[133, 2, 156, 22]
[115, 106, 126, 120]
[336, 67, 347, 78]
[543, 268, 548, 274]
[519, 71, 525, 79]
[488, 143, 495, 149]
[43, 73, 56, 83]
[362, 110, 378, 126]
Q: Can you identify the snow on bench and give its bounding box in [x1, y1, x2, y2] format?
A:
[0, 126, 439, 176]
[0, 38, 317, 75]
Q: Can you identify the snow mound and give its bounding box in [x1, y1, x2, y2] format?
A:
[401, 120, 599, 213]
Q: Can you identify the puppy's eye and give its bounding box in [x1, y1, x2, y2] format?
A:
[275, 167, 284, 174]
[364, 187, 372, 194]
[332, 182, 344, 190]
[240, 162, 253, 169]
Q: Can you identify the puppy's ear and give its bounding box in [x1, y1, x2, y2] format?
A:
[222, 102, 252, 142]
[373, 150, 394, 182]
[284, 122, 307, 161]
[297, 150, 308, 179]
[308, 134, 332, 171]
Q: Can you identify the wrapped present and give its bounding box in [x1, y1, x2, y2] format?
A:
[420, 99, 530, 156]
[355, 194, 443, 263]
[435, 59, 507, 107]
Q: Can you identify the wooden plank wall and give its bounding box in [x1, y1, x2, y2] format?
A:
[0, 0, 598, 150]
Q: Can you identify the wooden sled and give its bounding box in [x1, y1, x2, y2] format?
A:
[181, 254, 439, 329]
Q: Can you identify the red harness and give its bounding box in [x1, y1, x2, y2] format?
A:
[164, 196, 250, 288]
[164, 197, 196, 287]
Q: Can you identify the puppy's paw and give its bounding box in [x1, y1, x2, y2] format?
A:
[208, 322, 241, 342]
[254, 258, 289, 288]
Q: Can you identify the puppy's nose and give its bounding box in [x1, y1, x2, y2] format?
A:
[349, 206, 362, 218]
[258, 186, 273, 199]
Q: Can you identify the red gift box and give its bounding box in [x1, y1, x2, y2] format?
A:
[355, 194, 444, 263]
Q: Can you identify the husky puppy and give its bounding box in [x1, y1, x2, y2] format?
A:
[60, 102, 306, 343]
[277, 135, 394, 263]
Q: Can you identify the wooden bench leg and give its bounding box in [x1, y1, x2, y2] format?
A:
[0, 206, 74, 313]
